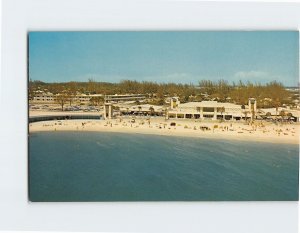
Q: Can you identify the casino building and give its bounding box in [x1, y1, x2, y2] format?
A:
[166, 98, 257, 121]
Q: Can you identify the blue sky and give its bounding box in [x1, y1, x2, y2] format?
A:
[29, 31, 299, 86]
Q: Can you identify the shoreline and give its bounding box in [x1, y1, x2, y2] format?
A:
[29, 119, 300, 145]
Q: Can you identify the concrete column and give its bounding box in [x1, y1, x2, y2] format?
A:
[104, 103, 113, 119]
[248, 98, 257, 121]
[213, 107, 217, 120]
[200, 107, 203, 120]
[108, 105, 112, 119]
[170, 99, 174, 109]
[104, 104, 107, 119]
[248, 99, 252, 121]
[171, 98, 179, 110]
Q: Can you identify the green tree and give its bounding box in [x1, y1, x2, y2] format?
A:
[243, 110, 250, 122]
[89, 96, 104, 106]
[55, 92, 69, 111]
[218, 107, 225, 121]
[138, 106, 142, 115]
[279, 110, 286, 122]
[287, 112, 293, 121]
[149, 106, 155, 116]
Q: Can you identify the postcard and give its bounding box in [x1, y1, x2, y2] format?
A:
[28, 31, 299, 201]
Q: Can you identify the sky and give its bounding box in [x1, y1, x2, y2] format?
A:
[29, 31, 299, 86]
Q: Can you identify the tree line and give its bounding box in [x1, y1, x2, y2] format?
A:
[29, 78, 294, 108]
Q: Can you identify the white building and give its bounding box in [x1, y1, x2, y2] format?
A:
[167, 100, 253, 121]
[31, 91, 103, 105]
[33, 91, 55, 102]
[119, 104, 164, 115]
[105, 94, 147, 103]
[74, 94, 103, 104]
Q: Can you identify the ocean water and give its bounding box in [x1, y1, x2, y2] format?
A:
[29, 132, 299, 201]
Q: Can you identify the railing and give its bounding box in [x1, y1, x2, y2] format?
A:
[29, 115, 102, 123]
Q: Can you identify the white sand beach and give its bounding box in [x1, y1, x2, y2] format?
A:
[29, 113, 300, 145]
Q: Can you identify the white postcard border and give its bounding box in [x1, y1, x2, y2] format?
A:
[0, 0, 299, 232]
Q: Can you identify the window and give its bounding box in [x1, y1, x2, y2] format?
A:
[203, 114, 213, 118]
[203, 107, 214, 112]
[186, 114, 192, 118]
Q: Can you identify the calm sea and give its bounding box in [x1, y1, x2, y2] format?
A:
[29, 132, 299, 201]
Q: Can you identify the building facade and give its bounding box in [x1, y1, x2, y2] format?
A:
[105, 94, 147, 103]
[167, 100, 253, 121]
[31, 91, 103, 105]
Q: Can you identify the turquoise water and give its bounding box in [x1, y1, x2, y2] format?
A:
[29, 132, 299, 201]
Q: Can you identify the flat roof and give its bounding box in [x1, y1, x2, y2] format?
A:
[179, 101, 242, 108]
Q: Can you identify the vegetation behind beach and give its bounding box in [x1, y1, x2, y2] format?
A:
[29, 79, 298, 108]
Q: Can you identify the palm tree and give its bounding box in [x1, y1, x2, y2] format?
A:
[279, 110, 286, 122]
[55, 93, 68, 111]
[243, 110, 250, 122]
[89, 97, 96, 106]
[164, 107, 169, 120]
[92, 96, 104, 106]
[287, 112, 293, 122]
[149, 106, 155, 116]
[138, 106, 142, 116]
[219, 106, 225, 121]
